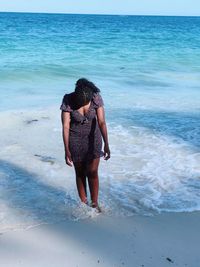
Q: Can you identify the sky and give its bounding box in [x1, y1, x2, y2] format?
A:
[0, 0, 199, 16]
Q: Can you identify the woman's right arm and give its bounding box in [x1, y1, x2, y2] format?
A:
[61, 111, 73, 166]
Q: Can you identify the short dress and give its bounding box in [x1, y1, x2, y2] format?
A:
[60, 92, 104, 162]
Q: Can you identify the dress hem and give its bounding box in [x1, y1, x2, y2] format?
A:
[72, 153, 104, 163]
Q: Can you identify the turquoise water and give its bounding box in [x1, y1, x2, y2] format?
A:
[0, 13, 200, 229]
[0, 13, 200, 111]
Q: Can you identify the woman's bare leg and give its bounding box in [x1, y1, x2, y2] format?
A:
[74, 162, 88, 204]
[86, 158, 100, 207]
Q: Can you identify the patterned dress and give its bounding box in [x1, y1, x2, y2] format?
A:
[60, 92, 104, 162]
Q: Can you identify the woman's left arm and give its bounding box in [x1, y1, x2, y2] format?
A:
[96, 107, 110, 160]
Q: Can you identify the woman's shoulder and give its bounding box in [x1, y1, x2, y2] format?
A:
[63, 92, 73, 102]
[92, 92, 104, 108]
[60, 92, 74, 112]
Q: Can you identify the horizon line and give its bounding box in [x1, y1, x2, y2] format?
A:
[0, 11, 200, 17]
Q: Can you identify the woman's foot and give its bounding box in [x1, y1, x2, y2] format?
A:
[90, 202, 102, 213]
[81, 198, 89, 205]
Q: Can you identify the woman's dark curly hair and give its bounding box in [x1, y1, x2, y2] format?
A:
[74, 78, 100, 106]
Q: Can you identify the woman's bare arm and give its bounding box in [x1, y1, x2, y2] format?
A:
[96, 107, 110, 160]
[61, 111, 73, 166]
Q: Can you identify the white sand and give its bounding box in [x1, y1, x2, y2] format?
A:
[0, 212, 200, 267]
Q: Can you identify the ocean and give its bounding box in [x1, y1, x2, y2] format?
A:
[0, 12, 200, 231]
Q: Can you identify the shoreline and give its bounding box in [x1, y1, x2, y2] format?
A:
[0, 211, 200, 267]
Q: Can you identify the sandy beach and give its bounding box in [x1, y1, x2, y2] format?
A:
[1, 211, 200, 267]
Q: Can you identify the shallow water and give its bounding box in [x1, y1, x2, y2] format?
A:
[0, 13, 200, 231]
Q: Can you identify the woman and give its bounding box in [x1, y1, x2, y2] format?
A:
[60, 78, 110, 212]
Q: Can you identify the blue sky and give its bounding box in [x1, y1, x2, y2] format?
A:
[0, 0, 199, 16]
